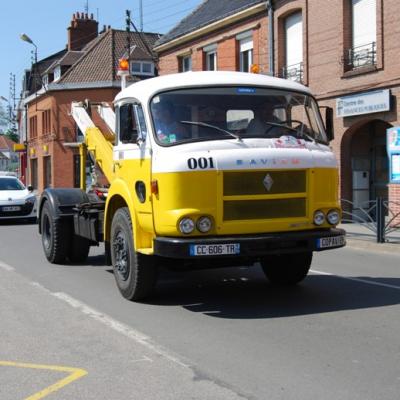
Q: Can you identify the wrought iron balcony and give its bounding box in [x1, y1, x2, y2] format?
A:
[282, 62, 304, 83]
[346, 42, 376, 69]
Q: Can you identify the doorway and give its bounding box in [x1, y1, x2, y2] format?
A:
[350, 120, 390, 217]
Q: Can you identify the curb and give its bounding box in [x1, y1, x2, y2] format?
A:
[344, 238, 400, 256]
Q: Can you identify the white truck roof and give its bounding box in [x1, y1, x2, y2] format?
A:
[115, 71, 312, 103]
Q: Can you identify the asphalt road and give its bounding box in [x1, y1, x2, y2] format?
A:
[0, 221, 399, 400]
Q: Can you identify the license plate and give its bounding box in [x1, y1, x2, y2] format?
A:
[190, 243, 240, 256]
[317, 235, 346, 249]
[2, 206, 21, 212]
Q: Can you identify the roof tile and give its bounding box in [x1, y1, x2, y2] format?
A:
[155, 0, 265, 47]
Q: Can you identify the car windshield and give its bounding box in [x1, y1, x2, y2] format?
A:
[150, 86, 328, 145]
[0, 178, 25, 191]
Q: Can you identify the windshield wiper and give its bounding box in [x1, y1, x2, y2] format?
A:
[265, 122, 316, 143]
[180, 121, 241, 141]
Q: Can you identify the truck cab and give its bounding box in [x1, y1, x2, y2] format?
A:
[39, 71, 345, 301]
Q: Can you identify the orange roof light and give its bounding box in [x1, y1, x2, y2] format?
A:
[118, 58, 129, 71]
[250, 64, 260, 74]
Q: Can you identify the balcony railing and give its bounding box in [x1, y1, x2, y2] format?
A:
[282, 62, 304, 83]
[346, 42, 376, 69]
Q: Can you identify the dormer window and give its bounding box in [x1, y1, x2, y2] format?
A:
[54, 66, 62, 82]
[131, 61, 155, 76]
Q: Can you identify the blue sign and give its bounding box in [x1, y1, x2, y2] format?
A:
[237, 88, 256, 94]
[387, 127, 400, 184]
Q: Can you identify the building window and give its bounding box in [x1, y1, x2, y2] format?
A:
[131, 61, 155, 76]
[239, 37, 253, 72]
[181, 55, 192, 72]
[29, 116, 38, 139]
[43, 156, 52, 188]
[203, 44, 217, 71]
[42, 110, 51, 135]
[30, 158, 38, 190]
[54, 66, 61, 82]
[348, 0, 377, 69]
[283, 12, 303, 83]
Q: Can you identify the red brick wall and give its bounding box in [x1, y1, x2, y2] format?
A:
[27, 88, 119, 193]
[157, 13, 267, 75]
[388, 184, 400, 227]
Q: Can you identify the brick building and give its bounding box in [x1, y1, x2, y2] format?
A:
[22, 13, 160, 192]
[154, 0, 400, 212]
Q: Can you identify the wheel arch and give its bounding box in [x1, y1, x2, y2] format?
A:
[38, 188, 88, 234]
[105, 179, 153, 252]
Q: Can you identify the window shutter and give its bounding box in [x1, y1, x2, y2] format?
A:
[352, 0, 376, 48]
[240, 37, 253, 53]
[285, 12, 303, 67]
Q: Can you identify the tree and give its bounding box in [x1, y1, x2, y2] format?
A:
[3, 129, 19, 143]
[0, 103, 8, 133]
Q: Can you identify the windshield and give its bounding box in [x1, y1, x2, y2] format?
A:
[0, 178, 25, 191]
[150, 87, 328, 145]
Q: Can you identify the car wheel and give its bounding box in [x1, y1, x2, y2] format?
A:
[261, 252, 312, 285]
[40, 201, 71, 264]
[111, 207, 158, 301]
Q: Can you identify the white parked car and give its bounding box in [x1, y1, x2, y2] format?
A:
[0, 174, 37, 222]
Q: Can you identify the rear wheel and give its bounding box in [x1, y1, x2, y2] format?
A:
[111, 207, 158, 301]
[40, 201, 71, 264]
[261, 252, 312, 285]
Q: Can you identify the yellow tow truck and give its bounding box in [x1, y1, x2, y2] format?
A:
[38, 71, 345, 301]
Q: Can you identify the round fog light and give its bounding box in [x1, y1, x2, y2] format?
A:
[197, 216, 212, 233]
[179, 218, 195, 234]
[327, 210, 340, 225]
[313, 210, 325, 226]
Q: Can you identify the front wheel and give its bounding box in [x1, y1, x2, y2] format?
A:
[260, 252, 312, 285]
[111, 207, 158, 301]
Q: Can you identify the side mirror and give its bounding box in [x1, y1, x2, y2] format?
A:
[27, 185, 34, 192]
[321, 106, 334, 142]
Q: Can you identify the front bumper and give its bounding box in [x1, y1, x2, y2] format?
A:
[154, 228, 346, 259]
[0, 202, 37, 220]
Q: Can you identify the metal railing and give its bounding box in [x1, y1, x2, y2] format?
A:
[346, 42, 376, 69]
[341, 198, 400, 243]
[282, 62, 303, 83]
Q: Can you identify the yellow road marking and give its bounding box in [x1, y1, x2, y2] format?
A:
[0, 361, 87, 400]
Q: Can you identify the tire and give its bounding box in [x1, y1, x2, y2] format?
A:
[261, 252, 312, 285]
[111, 207, 158, 301]
[68, 234, 90, 263]
[40, 201, 71, 264]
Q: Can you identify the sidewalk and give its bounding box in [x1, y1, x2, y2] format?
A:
[339, 222, 400, 255]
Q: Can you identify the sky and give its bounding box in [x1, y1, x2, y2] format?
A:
[0, 0, 202, 111]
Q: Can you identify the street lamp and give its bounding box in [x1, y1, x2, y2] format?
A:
[20, 33, 39, 92]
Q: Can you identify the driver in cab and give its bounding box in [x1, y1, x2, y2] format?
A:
[152, 100, 188, 144]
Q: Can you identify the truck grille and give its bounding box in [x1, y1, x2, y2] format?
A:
[223, 170, 307, 221]
[224, 170, 306, 195]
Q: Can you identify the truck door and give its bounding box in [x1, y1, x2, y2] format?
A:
[114, 101, 153, 233]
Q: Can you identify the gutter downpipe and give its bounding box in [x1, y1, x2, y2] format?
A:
[267, 0, 275, 76]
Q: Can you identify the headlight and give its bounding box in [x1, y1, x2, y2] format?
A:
[313, 210, 325, 226]
[25, 196, 36, 205]
[197, 216, 213, 233]
[327, 209, 340, 225]
[179, 217, 195, 234]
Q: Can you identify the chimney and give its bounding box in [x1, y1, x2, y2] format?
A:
[68, 12, 98, 51]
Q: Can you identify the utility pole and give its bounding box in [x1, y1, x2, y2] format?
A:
[8, 73, 16, 132]
[139, 0, 143, 32]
